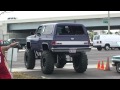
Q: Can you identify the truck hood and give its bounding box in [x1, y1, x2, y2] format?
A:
[27, 35, 35, 38]
[111, 55, 120, 62]
[26, 35, 35, 42]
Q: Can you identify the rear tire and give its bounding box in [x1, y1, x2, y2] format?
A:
[55, 54, 66, 68]
[116, 63, 120, 73]
[41, 51, 54, 74]
[73, 52, 88, 73]
[24, 49, 35, 69]
[104, 44, 110, 51]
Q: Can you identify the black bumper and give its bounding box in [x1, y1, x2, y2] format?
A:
[51, 47, 91, 53]
[93, 45, 101, 48]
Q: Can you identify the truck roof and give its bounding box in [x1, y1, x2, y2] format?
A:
[94, 34, 120, 37]
[41, 23, 84, 26]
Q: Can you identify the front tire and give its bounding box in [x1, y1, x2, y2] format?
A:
[116, 63, 120, 73]
[73, 52, 88, 73]
[41, 51, 54, 74]
[24, 49, 35, 69]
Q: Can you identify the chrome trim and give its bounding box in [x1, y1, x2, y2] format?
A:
[51, 47, 91, 52]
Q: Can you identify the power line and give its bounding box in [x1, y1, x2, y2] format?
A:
[0, 11, 6, 16]
[0, 11, 13, 16]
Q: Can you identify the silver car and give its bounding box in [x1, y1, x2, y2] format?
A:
[111, 55, 120, 73]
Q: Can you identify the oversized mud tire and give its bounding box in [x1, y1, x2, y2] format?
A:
[41, 51, 54, 74]
[24, 49, 35, 69]
[73, 52, 88, 73]
[55, 54, 66, 68]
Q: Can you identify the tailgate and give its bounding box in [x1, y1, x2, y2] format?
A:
[53, 35, 90, 48]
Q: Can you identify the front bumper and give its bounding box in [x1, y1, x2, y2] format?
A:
[93, 45, 102, 48]
[51, 47, 91, 53]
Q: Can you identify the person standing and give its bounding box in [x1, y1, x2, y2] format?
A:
[0, 42, 18, 79]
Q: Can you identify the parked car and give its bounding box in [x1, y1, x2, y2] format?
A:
[111, 55, 120, 73]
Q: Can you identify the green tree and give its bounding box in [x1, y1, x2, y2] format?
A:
[88, 30, 94, 41]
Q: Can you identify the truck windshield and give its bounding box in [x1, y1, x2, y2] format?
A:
[94, 35, 100, 40]
[56, 25, 85, 35]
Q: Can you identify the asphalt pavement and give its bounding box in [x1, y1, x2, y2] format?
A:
[7, 47, 120, 79]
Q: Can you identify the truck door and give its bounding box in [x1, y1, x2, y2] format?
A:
[31, 26, 44, 51]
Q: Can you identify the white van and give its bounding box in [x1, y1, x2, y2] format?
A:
[93, 34, 120, 51]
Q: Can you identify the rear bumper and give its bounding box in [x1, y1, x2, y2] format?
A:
[51, 47, 91, 53]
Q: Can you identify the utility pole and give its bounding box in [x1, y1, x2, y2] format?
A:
[108, 11, 110, 34]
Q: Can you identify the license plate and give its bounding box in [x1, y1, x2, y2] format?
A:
[69, 49, 76, 53]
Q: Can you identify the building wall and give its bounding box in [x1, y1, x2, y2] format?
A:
[0, 24, 3, 40]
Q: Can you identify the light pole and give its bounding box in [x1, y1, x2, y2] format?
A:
[108, 11, 110, 34]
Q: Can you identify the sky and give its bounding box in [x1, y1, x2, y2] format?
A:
[0, 11, 120, 21]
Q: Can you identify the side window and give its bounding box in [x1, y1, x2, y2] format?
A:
[96, 36, 100, 40]
[94, 36, 97, 40]
[42, 25, 54, 35]
[36, 26, 43, 35]
[56, 25, 85, 35]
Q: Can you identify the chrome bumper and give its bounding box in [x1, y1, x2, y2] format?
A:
[51, 47, 91, 53]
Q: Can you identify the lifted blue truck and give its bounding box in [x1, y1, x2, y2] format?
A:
[24, 23, 91, 74]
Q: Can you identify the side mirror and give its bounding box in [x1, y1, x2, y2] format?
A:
[37, 33, 41, 36]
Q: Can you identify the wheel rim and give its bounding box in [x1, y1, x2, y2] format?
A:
[106, 46, 110, 50]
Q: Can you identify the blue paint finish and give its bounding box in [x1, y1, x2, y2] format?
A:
[27, 23, 91, 53]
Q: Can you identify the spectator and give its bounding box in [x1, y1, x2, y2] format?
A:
[0, 42, 18, 79]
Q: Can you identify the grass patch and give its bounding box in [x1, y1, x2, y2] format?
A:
[12, 72, 40, 79]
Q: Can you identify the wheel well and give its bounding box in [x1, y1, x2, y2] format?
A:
[42, 44, 49, 50]
[105, 44, 110, 47]
[27, 42, 31, 49]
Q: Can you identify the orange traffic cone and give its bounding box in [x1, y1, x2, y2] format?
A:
[97, 60, 101, 70]
[100, 61, 104, 70]
[104, 57, 110, 71]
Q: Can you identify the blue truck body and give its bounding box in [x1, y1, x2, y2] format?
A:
[27, 23, 91, 53]
[25, 23, 91, 74]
